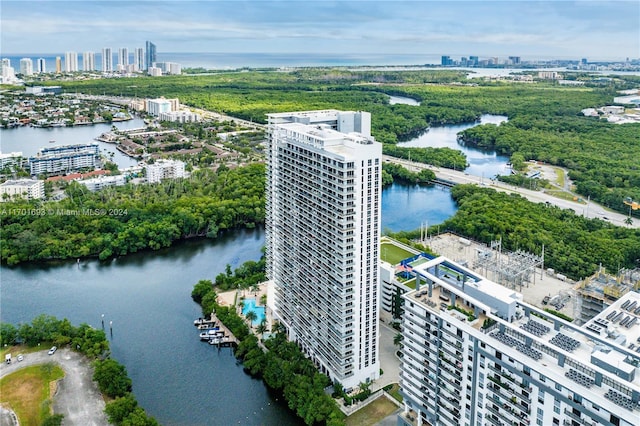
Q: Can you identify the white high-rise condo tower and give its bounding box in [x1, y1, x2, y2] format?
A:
[19, 58, 33, 75]
[83, 52, 96, 71]
[102, 48, 113, 72]
[118, 48, 129, 67]
[266, 110, 382, 389]
[134, 48, 144, 71]
[37, 58, 46, 73]
[64, 52, 78, 72]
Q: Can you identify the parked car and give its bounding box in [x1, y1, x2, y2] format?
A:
[17, 354, 23, 362]
[48, 346, 57, 355]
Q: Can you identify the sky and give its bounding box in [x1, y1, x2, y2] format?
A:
[1, 0, 638, 60]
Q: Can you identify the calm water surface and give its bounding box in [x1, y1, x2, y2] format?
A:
[398, 114, 510, 178]
[1, 229, 302, 426]
[0, 119, 145, 168]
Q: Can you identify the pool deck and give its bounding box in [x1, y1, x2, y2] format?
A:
[217, 282, 273, 333]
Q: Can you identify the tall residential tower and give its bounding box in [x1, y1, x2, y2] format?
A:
[266, 110, 382, 389]
[102, 48, 113, 72]
[145, 41, 156, 70]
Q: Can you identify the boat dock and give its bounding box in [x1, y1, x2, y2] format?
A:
[194, 313, 239, 347]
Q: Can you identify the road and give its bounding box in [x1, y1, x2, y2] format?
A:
[0, 349, 109, 426]
[384, 156, 638, 229]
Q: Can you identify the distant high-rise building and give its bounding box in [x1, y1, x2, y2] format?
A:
[266, 109, 382, 389]
[83, 52, 96, 71]
[64, 52, 78, 72]
[55, 57, 62, 73]
[145, 41, 157, 70]
[19, 58, 33, 76]
[134, 48, 144, 71]
[118, 48, 129, 67]
[469, 55, 479, 66]
[37, 58, 46, 73]
[441, 55, 452, 66]
[102, 48, 113, 72]
[582, 58, 588, 65]
[509, 56, 521, 65]
[1, 58, 17, 84]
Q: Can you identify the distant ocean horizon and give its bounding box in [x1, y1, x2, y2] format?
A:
[4, 52, 637, 75]
[2, 52, 444, 71]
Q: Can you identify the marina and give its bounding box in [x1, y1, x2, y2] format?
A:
[194, 313, 239, 347]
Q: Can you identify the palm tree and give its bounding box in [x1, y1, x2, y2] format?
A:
[245, 310, 257, 328]
[625, 216, 633, 227]
[393, 333, 403, 346]
[256, 320, 268, 335]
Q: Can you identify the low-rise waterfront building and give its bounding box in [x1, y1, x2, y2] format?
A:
[0, 151, 24, 169]
[0, 179, 44, 201]
[29, 144, 99, 176]
[145, 159, 185, 183]
[158, 111, 200, 123]
[81, 174, 126, 191]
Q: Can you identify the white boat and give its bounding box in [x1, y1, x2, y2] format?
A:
[199, 329, 222, 340]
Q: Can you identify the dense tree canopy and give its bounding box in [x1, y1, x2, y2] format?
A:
[439, 185, 640, 280]
[53, 69, 637, 214]
[1, 164, 265, 265]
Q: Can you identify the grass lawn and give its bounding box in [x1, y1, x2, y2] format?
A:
[345, 396, 399, 426]
[554, 167, 565, 187]
[0, 363, 64, 426]
[1, 344, 49, 359]
[381, 242, 414, 265]
[386, 383, 403, 403]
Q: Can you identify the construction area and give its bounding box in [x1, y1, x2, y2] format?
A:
[425, 232, 581, 322]
[577, 267, 640, 324]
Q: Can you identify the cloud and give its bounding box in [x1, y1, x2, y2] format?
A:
[1, 0, 637, 59]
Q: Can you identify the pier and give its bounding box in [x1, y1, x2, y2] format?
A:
[194, 313, 239, 347]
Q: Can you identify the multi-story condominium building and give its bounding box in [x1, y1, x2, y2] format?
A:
[55, 56, 62, 73]
[146, 98, 174, 116]
[145, 159, 185, 183]
[0, 179, 44, 201]
[134, 48, 144, 71]
[81, 174, 126, 192]
[265, 110, 382, 389]
[102, 48, 113, 72]
[37, 57, 46, 73]
[158, 111, 200, 123]
[1, 58, 16, 84]
[148, 66, 162, 77]
[83, 52, 96, 71]
[64, 52, 78, 72]
[145, 41, 156, 70]
[0, 151, 24, 169]
[398, 255, 640, 426]
[19, 58, 33, 75]
[118, 48, 129, 67]
[29, 144, 99, 176]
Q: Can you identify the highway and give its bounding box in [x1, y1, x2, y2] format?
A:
[383, 155, 639, 229]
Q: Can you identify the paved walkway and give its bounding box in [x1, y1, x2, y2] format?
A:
[0, 348, 109, 426]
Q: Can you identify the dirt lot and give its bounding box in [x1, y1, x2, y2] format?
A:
[0, 348, 109, 426]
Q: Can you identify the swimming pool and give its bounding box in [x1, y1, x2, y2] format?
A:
[242, 298, 266, 326]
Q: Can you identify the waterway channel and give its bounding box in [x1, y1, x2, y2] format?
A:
[0, 118, 145, 169]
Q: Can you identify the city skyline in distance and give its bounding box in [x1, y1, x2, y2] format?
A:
[1, 1, 638, 61]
